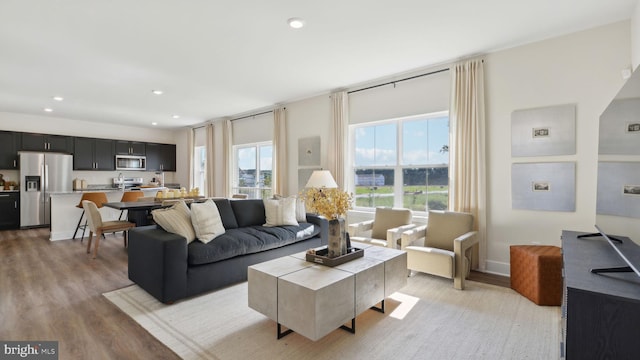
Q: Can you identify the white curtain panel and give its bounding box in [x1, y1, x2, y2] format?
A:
[449, 58, 487, 271]
[273, 107, 287, 196]
[330, 91, 348, 188]
[187, 127, 194, 190]
[223, 119, 233, 198]
[205, 123, 215, 197]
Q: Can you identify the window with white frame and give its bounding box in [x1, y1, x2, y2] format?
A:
[193, 146, 206, 195]
[350, 111, 449, 213]
[233, 142, 273, 199]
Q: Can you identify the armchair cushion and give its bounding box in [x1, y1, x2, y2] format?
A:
[425, 210, 474, 251]
[371, 207, 412, 240]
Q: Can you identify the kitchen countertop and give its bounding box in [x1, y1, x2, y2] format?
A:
[50, 187, 167, 195]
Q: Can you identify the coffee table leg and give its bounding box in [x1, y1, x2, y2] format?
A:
[277, 323, 294, 339]
[370, 299, 385, 313]
[339, 318, 356, 334]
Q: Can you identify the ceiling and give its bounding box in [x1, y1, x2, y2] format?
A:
[0, 0, 637, 129]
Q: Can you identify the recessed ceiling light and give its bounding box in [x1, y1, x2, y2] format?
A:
[151, 122, 158, 126]
[287, 17, 305, 29]
[43, 108, 53, 112]
[151, 90, 163, 95]
[172, 115, 180, 119]
[52, 96, 64, 101]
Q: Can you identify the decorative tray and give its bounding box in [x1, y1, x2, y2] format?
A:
[305, 246, 364, 267]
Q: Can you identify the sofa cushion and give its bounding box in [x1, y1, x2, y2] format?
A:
[213, 199, 238, 229]
[191, 199, 226, 243]
[263, 197, 298, 227]
[230, 199, 265, 227]
[152, 200, 196, 243]
[187, 223, 320, 265]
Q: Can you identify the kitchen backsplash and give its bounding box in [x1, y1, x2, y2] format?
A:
[0, 169, 174, 188]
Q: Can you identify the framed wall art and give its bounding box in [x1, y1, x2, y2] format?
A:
[511, 104, 576, 157]
[596, 161, 640, 218]
[598, 98, 640, 155]
[512, 162, 576, 212]
[298, 136, 321, 167]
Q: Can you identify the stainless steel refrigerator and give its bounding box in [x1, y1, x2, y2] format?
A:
[19, 151, 73, 227]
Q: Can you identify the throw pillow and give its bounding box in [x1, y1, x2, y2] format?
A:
[294, 196, 306, 223]
[152, 200, 196, 243]
[190, 199, 226, 244]
[263, 197, 299, 227]
[274, 194, 306, 222]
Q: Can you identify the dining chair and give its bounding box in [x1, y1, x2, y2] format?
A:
[73, 192, 108, 241]
[82, 200, 136, 259]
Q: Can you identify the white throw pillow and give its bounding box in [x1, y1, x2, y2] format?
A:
[152, 200, 196, 243]
[273, 194, 306, 223]
[190, 199, 226, 244]
[294, 196, 306, 223]
[263, 197, 299, 227]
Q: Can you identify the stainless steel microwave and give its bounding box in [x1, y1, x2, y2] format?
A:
[115, 155, 146, 171]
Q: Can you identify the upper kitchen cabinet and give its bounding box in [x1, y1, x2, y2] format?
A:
[145, 143, 176, 172]
[21, 133, 73, 153]
[0, 131, 21, 169]
[73, 137, 115, 170]
[115, 141, 145, 156]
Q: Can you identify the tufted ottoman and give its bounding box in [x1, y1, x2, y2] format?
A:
[510, 245, 563, 306]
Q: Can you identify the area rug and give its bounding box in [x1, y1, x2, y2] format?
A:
[104, 273, 560, 360]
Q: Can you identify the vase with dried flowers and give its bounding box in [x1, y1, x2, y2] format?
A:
[302, 186, 353, 258]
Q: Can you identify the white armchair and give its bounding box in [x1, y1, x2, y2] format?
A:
[348, 207, 416, 248]
[401, 210, 478, 290]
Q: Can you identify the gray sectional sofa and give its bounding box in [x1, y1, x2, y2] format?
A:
[128, 198, 327, 303]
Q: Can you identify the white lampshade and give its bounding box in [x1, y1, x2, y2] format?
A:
[305, 170, 338, 188]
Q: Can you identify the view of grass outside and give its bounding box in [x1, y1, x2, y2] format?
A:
[352, 113, 449, 213]
[354, 166, 448, 211]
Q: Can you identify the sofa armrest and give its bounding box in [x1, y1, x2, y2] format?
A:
[128, 225, 189, 303]
[306, 213, 329, 246]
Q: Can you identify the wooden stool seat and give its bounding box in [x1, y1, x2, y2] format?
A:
[73, 192, 108, 241]
[510, 245, 563, 306]
[118, 191, 144, 220]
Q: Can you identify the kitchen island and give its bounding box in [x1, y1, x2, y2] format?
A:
[49, 188, 163, 241]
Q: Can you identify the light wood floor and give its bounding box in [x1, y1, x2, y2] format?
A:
[0, 228, 180, 359]
[0, 228, 510, 359]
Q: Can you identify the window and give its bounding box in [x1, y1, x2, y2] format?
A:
[233, 142, 273, 199]
[351, 112, 449, 213]
[193, 146, 206, 195]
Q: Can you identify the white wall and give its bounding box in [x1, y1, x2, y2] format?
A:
[483, 21, 630, 274]
[632, 0, 640, 69]
[285, 95, 332, 195]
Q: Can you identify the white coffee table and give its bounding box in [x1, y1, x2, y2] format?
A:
[248, 242, 407, 341]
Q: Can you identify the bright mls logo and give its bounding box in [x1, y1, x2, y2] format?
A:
[1, 341, 58, 359]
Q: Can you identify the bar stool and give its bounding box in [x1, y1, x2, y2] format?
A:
[118, 191, 144, 220]
[73, 192, 108, 241]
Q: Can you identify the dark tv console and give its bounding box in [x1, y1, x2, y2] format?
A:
[561, 230, 640, 360]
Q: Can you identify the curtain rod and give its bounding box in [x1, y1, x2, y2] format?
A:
[231, 110, 274, 122]
[348, 68, 450, 94]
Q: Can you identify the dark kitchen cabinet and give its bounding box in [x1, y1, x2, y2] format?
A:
[73, 137, 115, 170]
[145, 143, 176, 172]
[0, 192, 19, 229]
[115, 141, 145, 156]
[22, 133, 73, 153]
[0, 131, 21, 169]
